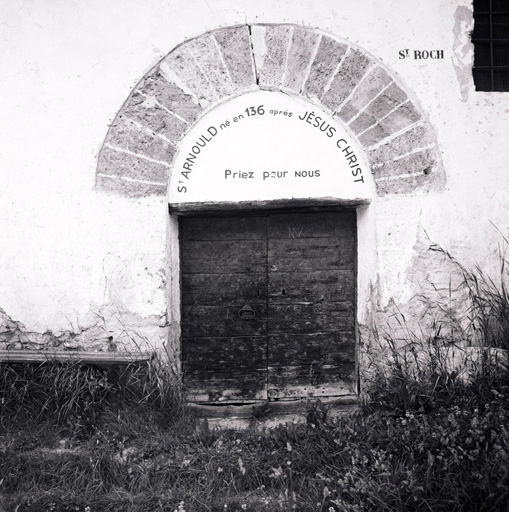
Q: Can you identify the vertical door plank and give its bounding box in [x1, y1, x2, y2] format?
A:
[267, 211, 356, 399]
[180, 215, 268, 403]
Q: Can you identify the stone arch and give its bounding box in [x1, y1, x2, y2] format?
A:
[96, 24, 445, 198]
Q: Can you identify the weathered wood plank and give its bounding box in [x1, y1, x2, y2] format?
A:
[182, 273, 267, 305]
[268, 211, 356, 239]
[170, 199, 368, 215]
[267, 332, 355, 366]
[181, 304, 267, 337]
[0, 350, 153, 364]
[268, 270, 355, 303]
[188, 395, 358, 418]
[268, 237, 355, 272]
[180, 216, 266, 241]
[182, 336, 267, 369]
[180, 210, 358, 403]
[268, 363, 356, 399]
[184, 369, 268, 402]
[268, 303, 354, 333]
[181, 240, 266, 274]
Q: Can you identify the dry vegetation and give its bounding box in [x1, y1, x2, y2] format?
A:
[1, 248, 509, 511]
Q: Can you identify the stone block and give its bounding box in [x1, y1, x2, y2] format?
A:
[139, 71, 203, 123]
[375, 172, 438, 195]
[96, 174, 166, 198]
[162, 44, 219, 107]
[283, 27, 320, 93]
[358, 123, 390, 147]
[253, 24, 292, 89]
[123, 92, 188, 144]
[371, 148, 437, 179]
[337, 66, 392, 122]
[303, 36, 347, 101]
[349, 111, 378, 135]
[321, 48, 372, 112]
[379, 101, 421, 134]
[106, 117, 176, 163]
[368, 124, 435, 163]
[214, 25, 257, 92]
[364, 82, 407, 120]
[98, 146, 169, 183]
[336, 103, 357, 122]
[187, 35, 234, 98]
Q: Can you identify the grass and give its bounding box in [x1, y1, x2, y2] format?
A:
[1, 346, 508, 512]
[1, 246, 509, 511]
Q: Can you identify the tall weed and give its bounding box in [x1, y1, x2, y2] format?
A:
[0, 356, 186, 433]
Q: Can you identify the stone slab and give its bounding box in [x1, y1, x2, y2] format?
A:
[255, 24, 292, 89]
[372, 148, 437, 179]
[96, 174, 166, 198]
[364, 82, 408, 120]
[214, 25, 257, 92]
[283, 27, 320, 93]
[303, 36, 348, 101]
[139, 71, 203, 124]
[162, 44, 219, 107]
[379, 101, 421, 134]
[358, 122, 391, 147]
[321, 48, 371, 112]
[349, 111, 379, 135]
[98, 146, 169, 183]
[368, 124, 435, 163]
[106, 117, 175, 163]
[123, 92, 188, 144]
[337, 66, 392, 122]
[187, 35, 234, 98]
[375, 172, 441, 195]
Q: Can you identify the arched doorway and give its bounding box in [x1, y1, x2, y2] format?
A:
[169, 90, 369, 403]
[95, 23, 445, 405]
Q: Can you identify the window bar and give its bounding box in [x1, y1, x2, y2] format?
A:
[490, 0, 494, 90]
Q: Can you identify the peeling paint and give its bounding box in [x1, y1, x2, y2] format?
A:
[0, 304, 168, 355]
[452, 5, 474, 102]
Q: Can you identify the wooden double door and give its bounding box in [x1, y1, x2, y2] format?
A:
[180, 210, 357, 403]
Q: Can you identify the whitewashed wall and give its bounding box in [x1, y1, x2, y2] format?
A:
[0, 0, 508, 357]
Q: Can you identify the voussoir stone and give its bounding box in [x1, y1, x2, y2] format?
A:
[283, 27, 320, 93]
[321, 48, 372, 113]
[375, 172, 441, 196]
[368, 124, 435, 163]
[371, 148, 437, 179]
[186, 35, 235, 98]
[123, 92, 188, 144]
[253, 24, 293, 89]
[214, 26, 257, 92]
[162, 45, 219, 107]
[378, 101, 421, 135]
[98, 146, 168, 183]
[303, 36, 348, 102]
[138, 71, 203, 124]
[106, 117, 176, 163]
[96, 174, 166, 197]
[337, 66, 392, 122]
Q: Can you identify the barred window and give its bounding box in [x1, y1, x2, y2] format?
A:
[472, 0, 509, 91]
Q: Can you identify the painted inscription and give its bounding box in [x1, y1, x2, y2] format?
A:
[176, 102, 365, 194]
[398, 49, 444, 60]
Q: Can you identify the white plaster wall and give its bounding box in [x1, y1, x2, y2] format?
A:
[1, 0, 508, 350]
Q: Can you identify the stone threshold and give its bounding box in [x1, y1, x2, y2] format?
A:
[189, 395, 358, 429]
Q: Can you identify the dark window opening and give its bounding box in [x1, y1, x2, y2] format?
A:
[472, 0, 509, 91]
